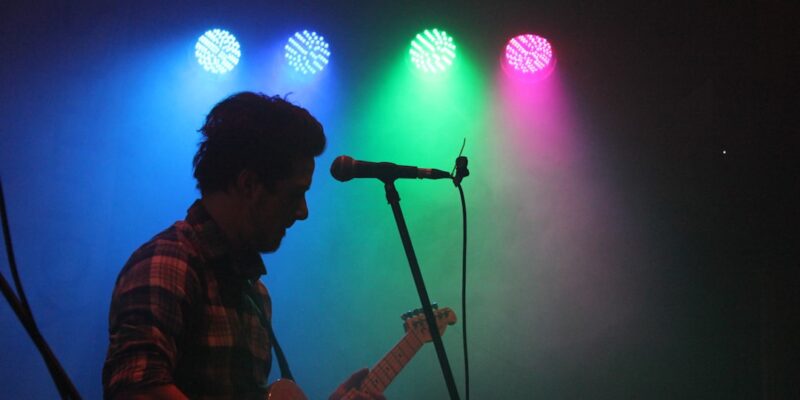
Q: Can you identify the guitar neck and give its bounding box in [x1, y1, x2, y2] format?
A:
[360, 332, 424, 394]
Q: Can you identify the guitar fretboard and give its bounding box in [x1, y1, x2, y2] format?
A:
[361, 331, 424, 394]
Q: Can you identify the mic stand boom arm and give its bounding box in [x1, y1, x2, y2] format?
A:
[382, 179, 461, 400]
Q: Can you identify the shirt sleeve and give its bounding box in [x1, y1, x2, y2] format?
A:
[102, 239, 199, 399]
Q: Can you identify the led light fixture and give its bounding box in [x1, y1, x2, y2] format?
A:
[504, 34, 555, 78]
[195, 29, 241, 74]
[409, 28, 456, 73]
[285, 30, 331, 74]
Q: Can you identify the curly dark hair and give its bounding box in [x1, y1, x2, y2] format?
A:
[193, 92, 326, 195]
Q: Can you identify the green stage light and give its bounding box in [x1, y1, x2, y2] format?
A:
[409, 29, 456, 73]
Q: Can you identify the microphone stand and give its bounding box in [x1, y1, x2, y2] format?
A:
[382, 179, 461, 400]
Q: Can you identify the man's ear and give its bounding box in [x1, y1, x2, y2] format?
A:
[233, 169, 262, 199]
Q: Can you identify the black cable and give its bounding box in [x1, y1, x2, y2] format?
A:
[0, 179, 35, 322]
[450, 144, 470, 400]
[456, 183, 469, 400]
[0, 178, 82, 399]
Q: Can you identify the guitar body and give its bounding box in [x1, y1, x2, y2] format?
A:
[266, 379, 308, 400]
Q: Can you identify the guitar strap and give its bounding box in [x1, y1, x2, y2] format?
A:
[243, 282, 296, 383]
[265, 314, 296, 382]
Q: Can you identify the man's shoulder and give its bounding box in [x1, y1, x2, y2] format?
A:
[115, 221, 204, 290]
[129, 221, 199, 264]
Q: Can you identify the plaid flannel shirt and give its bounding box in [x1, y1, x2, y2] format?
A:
[103, 200, 272, 399]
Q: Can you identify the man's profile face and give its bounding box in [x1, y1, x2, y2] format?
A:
[246, 157, 315, 253]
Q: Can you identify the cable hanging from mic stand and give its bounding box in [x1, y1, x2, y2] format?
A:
[452, 152, 470, 400]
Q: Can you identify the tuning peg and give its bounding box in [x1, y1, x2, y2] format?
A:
[432, 302, 439, 310]
[401, 312, 412, 321]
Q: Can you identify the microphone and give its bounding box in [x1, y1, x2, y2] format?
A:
[330, 155, 452, 182]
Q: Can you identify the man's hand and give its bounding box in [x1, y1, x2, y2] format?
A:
[329, 368, 386, 400]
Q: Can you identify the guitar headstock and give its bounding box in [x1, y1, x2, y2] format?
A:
[401, 305, 457, 343]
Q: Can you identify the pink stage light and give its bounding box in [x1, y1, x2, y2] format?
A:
[504, 34, 555, 79]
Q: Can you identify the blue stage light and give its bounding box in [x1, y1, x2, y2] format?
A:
[195, 29, 241, 74]
[285, 30, 331, 74]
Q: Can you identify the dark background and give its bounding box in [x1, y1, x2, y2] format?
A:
[1, 1, 797, 398]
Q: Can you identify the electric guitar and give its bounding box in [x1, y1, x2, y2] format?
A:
[266, 306, 457, 400]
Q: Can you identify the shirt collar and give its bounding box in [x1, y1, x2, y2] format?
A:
[185, 200, 267, 279]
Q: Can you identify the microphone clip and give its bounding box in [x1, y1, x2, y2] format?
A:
[452, 156, 469, 187]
